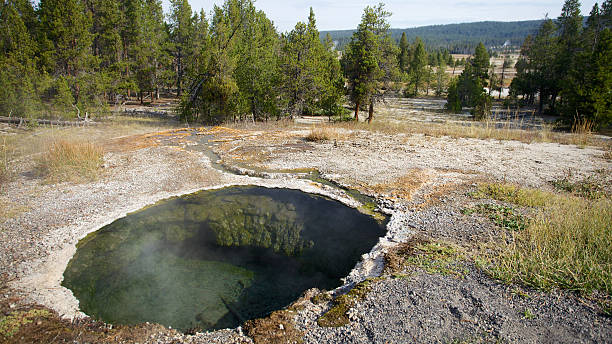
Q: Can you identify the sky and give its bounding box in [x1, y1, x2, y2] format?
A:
[162, 0, 599, 32]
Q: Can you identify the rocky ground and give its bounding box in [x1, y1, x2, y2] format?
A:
[0, 108, 610, 343]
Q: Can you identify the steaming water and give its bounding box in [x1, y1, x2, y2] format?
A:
[63, 186, 387, 331]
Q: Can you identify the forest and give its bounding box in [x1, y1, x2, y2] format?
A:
[322, 19, 545, 53]
[446, 0, 611, 128]
[0, 0, 610, 128]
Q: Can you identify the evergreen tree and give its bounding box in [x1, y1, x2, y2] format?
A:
[169, 0, 195, 97]
[555, 0, 583, 111]
[280, 8, 343, 117]
[446, 42, 491, 119]
[0, 0, 39, 116]
[344, 3, 398, 122]
[234, 3, 283, 120]
[434, 57, 447, 97]
[510, 19, 558, 114]
[408, 37, 427, 96]
[398, 32, 410, 72]
[133, 0, 167, 103]
[560, 1, 612, 127]
[38, 0, 95, 111]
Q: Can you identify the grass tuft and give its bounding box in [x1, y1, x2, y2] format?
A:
[489, 197, 611, 295]
[0, 138, 11, 190]
[470, 183, 551, 207]
[304, 126, 338, 142]
[36, 140, 104, 183]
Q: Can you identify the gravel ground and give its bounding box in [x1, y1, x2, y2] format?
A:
[1, 123, 610, 343]
[258, 129, 608, 188]
[297, 269, 612, 344]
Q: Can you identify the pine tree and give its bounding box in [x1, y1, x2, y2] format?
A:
[133, 0, 167, 104]
[555, 0, 583, 112]
[344, 3, 398, 122]
[446, 42, 491, 119]
[560, 2, 612, 128]
[169, 0, 195, 97]
[510, 19, 558, 114]
[280, 8, 342, 117]
[434, 57, 447, 97]
[38, 0, 94, 104]
[408, 37, 427, 96]
[398, 32, 410, 72]
[343, 12, 381, 121]
[0, 0, 39, 116]
[234, 2, 282, 120]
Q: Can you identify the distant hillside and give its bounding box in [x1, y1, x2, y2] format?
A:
[321, 20, 544, 53]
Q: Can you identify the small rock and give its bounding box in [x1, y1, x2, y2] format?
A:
[279, 324, 284, 330]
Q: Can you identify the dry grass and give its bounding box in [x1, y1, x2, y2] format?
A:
[475, 183, 612, 308]
[2, 116, 178, 162]
[36, 140, 104, 183]
[385, 237, 467, 277]
[332, 118, 606, 148]
[470, 183, 551, 207]
[242, 309, 304, 344]
[491, 197, 611, 297]
[0, 138, 11, 191]
[304, 126, 339, 142]
[369, 169, 432, 200]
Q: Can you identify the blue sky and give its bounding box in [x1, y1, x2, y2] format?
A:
[162, 0, 599, 32]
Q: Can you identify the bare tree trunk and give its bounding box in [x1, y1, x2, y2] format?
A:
[354, 100, 360, 121]
[367, 101, 374, 123]
[499, 68, 505, 100]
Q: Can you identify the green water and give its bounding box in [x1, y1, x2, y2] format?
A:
[63, 186, 387, 331]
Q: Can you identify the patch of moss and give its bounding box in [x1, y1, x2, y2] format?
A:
[311, 292, 332, 305]
[316, 279, 379, 328]
[0, 309, 52, 338]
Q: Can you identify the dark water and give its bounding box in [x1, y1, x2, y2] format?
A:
[63, 186, 387, 331]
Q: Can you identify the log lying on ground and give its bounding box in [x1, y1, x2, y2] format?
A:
[0, 116, 98, 126]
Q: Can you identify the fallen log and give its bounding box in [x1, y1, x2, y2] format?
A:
[0, 116, 98, 126]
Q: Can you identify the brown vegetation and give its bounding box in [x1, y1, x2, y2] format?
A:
[243, 309, 304, 344]
[35, 140, 104, 183]
[304, 126, 339, 142]
[369, 169, 432, 200]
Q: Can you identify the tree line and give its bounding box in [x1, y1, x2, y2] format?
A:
[0, 0, 451, 123]
[446, 0, 611, 128]
[511, 0, 611, 128]
[322, 20, 544, 53]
